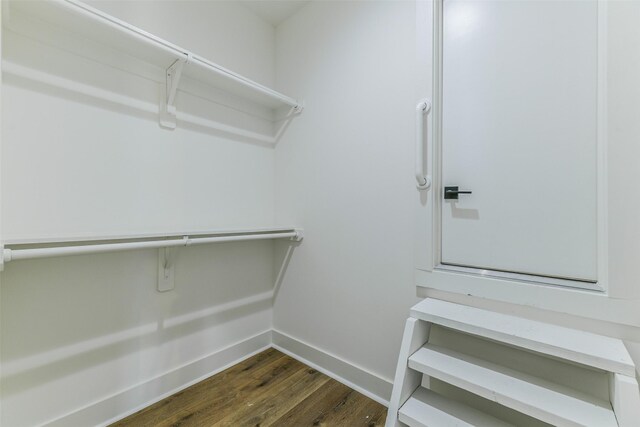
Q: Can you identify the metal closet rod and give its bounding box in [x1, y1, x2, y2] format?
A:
[2, 230, 303, 263]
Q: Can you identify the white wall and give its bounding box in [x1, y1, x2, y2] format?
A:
[606, 0, 640, 301]
[1, 1, 280, 425]
[273, 0, 427, 397]
[1, 243, 275, 426]
[272, 0, 640, 406]
[3, 0, 278, 240]
[88, 0, 276, 87]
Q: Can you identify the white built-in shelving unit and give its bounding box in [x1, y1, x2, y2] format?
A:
[0, 0, 305, 271]
[386, 299, 640, 427]
[3, 0, 303, 143]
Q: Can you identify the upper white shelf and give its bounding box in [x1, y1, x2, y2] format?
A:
[8, 0, 301, 110]
[411, 298, 636, 377]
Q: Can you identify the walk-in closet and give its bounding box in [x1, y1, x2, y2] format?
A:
[1, 0, 640, 426]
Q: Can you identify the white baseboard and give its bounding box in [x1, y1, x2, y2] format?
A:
[43, 328, 392, 426]
[45, 330, 273, 427]
[271, 329, 392, 406]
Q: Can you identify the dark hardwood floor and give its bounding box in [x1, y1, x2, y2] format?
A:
[111, 348, 388, 427]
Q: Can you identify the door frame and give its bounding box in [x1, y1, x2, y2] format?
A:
[417, 0, 608, 294]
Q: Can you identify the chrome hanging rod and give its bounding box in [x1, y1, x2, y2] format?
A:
[1, 229, 303, 266]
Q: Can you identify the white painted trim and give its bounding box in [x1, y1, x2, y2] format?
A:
[429, 0, 443, 273]
[271, 329, 392, 407]
[596, 0, 610, 295]
[0, 1, 4, 422]
[43, 330, 272, 427]
[610, 373, 640, 427]
[435, 264, 602, 292]
[386, 318, 431, 427]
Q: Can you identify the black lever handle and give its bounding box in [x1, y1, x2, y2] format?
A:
[444, 186, 472, 200]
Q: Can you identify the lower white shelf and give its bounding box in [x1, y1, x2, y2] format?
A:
[399, 387, 513, 427]
[408, 344, 618, 427]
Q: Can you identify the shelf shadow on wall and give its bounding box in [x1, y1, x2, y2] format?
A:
[4, 70, 158, 125]
[1, 294, 272, 397]
[4, 68, 280, 149]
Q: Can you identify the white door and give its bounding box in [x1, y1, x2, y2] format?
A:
[440, 0, 599, 283]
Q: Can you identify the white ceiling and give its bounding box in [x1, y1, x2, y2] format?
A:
[241, 1, 310, 26]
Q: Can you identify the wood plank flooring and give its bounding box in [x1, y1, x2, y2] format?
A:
[111, 348, 387, 427]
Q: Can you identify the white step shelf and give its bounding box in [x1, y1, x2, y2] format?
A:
[386, 298, 640, 427]
[399, 387, 514, 427]
[411, 298, 635, 377]
[409, 345, 617, 427]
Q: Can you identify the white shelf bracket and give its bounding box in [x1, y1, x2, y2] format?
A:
[272, 102, 305, 143]
[159, 55, 189, 129]
[293, 103, 304, 114]
[157, 246, 176, 292]
[157, 236, 188, 291]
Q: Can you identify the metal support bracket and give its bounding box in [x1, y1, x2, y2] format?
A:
[159, 55, 190, 129]
[292, 229, 304, 242]
[272, 102, 304, 143]
[157, 247, 176, 292]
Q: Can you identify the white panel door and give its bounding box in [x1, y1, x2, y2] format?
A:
[440, 0, 598, 282]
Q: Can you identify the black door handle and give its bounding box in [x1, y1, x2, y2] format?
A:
[444, 186, 472, 200]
